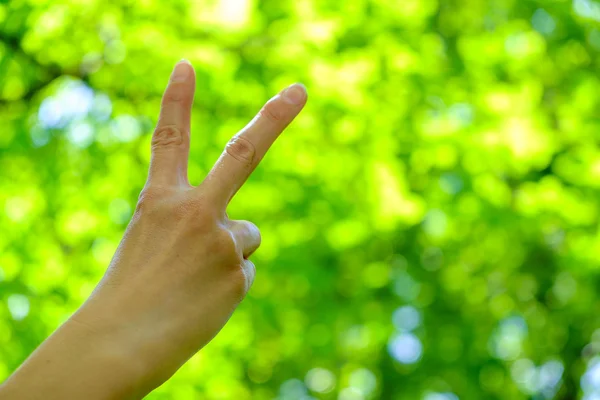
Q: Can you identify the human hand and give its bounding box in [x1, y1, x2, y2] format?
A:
[0, 60, 307, 399]
[78, 60, 306, 394]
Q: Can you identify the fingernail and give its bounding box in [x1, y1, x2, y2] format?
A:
[281, 83, 307, 105]
[170, 60, 191, 82]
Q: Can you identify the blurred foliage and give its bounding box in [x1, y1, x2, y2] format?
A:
[1, 0, 600, 399]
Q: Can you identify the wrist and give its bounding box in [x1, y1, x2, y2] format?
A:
[70, 291, 181, 396]
[0, 307, 148, 400]
[65, 309, 151, 398]
[64, 314, 148, 398]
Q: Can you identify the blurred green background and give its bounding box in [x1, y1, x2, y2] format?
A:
[1, 0, 600, 399]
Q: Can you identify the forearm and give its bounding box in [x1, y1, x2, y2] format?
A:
[0, 310, 147, 400]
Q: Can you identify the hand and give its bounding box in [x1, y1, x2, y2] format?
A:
[0, 60, 307, 399]
[78, 60, 307, 390]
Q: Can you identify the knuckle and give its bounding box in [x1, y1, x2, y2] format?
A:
[259, 100, 283, 123]
[212, 227, 240, 261]
[135, 186, 186, 219]
[225, 136, 256, 165]
[152, 125, 187, 150]
[251, 223, 262, 245]
[136, 187, 217, 229]
[228, 263, 249, 299]
[244, 221, 261, 249]
[135, 187, 163, 213]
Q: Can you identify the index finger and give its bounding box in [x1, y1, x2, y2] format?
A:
[201, 83, 307, 207]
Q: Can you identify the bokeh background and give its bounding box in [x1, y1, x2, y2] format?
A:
[1, 0, 600, 399]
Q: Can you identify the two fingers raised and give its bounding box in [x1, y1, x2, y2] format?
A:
[147, 59, 308, 203]
[145, 60, 307, 263]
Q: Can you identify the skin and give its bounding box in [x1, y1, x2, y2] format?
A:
[0, 60, 308, 399]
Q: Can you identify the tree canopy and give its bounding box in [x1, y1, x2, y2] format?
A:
[1, 0, 600, 399]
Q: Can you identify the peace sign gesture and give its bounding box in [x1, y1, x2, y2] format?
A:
[143, 58, 306, 269]
[40, 60, 308, 398]
[149, 60, 306, 206]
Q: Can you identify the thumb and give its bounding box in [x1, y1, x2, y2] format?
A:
[147, 60, 196, 187]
